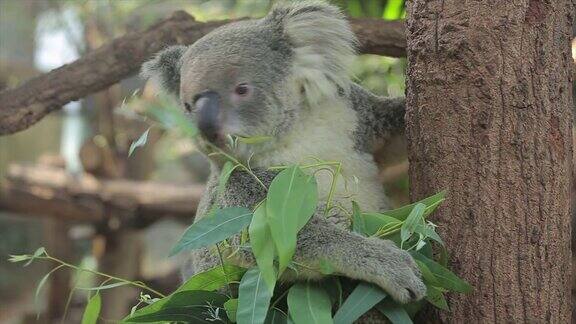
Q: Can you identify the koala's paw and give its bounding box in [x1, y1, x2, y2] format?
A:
[368, 239, 426, 303]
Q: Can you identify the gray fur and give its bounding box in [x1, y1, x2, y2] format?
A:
[349, 83, 406, 152]
[142, 0, 425, 305]
[141, 45, 186, 95]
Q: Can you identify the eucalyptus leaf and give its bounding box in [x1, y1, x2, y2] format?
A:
[414, 223, 444, 246]
[123, 290, 228, 323]
[438, 245, 449, 267]
[128, 128, 150, 157]
[410, 252, 472, 293]
[264, 308, 288, 324]
[36, 265, 65, 304]
[323, 277, 343, 308]
[147, 105, 198, 138]
[81, 293, 101, 324]
[171, 207, 253, 256]
[237, 136, 273, 144]
[382, 0, 404, 20]
[401, 300, 424, 318]
[177, 265, 246, 293]
[415, 260, 439, 287]
[333, 282, 386, 324]
[400, 203, 426, 244]
[381, 191, 446, 221]
[425, 285, 449, 310]
[26, 247, 47, 266]
[287, 283, 333, 324]
[218, 161, 239, 198]
[225, 298, 238, 323]
[266, 166, 318, 274]
[8, 254, 31, 263]
[249, 202, 277, 293]
[362, 213, 402, 236]
[237, 267, 273, 324]
[78, 282, 131, 291]
[351, 201, 367, 235]
[375, 299, 413, 324]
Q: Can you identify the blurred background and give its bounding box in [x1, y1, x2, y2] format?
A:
[0, 0, 415, 323]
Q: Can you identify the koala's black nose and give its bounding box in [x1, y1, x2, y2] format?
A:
[195, 90, 221, 143]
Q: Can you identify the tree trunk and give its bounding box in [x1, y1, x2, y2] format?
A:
[405, 1, 573, 323]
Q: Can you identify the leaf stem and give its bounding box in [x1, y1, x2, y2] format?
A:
[206, 142, 267, 190]
[40, 255, 166, 298]
[215, 244, 233, 298]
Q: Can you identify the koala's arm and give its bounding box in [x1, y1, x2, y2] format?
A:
[214, 168, 425, 303]
[349, 83, 406, 153]
[294, 214, 425, 303]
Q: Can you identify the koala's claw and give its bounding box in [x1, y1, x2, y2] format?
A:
[367, 240, 427, 303]
[382, 271, 426, 304]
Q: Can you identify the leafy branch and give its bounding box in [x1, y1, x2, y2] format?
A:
[9, 248, 166, 299]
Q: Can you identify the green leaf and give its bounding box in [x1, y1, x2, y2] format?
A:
[8, 254, 31, 263]
[333, 282, 386, 324]
[27, 247, 47, 266]
[237, 135, 273, 144]
[375, 299, 413, 324]
[425, 286, 449, 310]
[438, 245, 449, 267]
[9, 247, 47, 266]
[362, 213, 402, 236]
[123, 290, 228, 323]
[287, 283, 333, 324]
[177, 265, 246, 293]
[351, 201, 367, 235]
[249, 202, 277, 293]
[400, 203, 426, 244]
[128, 128, 150, 157]
[415, 260, 439, 287]
[237, 267, 273, 324]
[347, 0, 364, 17]
[266, 166, 318, 275]
[264, 308, 288, 324]
[36, 265, 65, 304]
[78, 282, 131, 291]
[410, 252, 472, 293]
[366, 0, 384, 18]
[323, 277, 343, 308]
[381, 191, 446, 221]
[383, 0, 404, 20]
[171, 207, 253, 256]
[81, 293, 102, 324]
[225, 298, 238, 323]
[218, 161, 239, 198]
[147, 105, 198, 138]
[414, 223, 444, 246]
[401, 301, 424, 318]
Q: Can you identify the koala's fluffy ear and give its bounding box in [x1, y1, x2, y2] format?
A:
[266, 1, 357, 104]
[141, 45, 186, 96]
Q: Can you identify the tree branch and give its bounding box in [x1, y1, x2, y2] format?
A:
[0, 163, 204, 224]
[0, 11, 406, 135]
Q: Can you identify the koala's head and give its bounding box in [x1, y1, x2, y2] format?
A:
[142, 1, 356, 146]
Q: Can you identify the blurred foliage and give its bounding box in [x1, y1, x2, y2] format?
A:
[352, 55, 406, 97]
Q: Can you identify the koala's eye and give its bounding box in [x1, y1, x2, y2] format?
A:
[234, 83, 250, 96]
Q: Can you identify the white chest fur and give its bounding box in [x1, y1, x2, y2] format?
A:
[251, 98, 387, 213]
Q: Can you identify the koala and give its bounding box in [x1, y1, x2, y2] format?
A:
[142, 0, 425, 307]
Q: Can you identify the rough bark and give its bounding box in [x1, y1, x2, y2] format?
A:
[0, 163, 204, 224]
[405, 0, 573, 323]
[0, 12, 406, 135]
